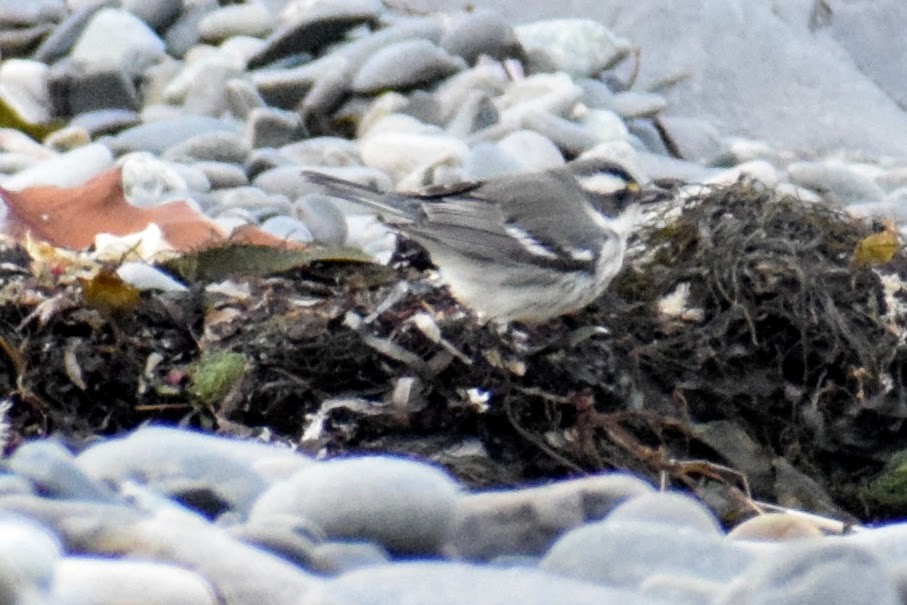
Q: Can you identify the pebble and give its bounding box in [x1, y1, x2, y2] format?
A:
[122, 0, 183, 33]
[250, 455, 461, 555]
[657, 115, 726, 163]
[1, 142, 113, 190]
[1, 2, 907, 603]
[120, 152, 191, 207]
[105, 116, 239, 156]
[727, 513, 825, 541]
[464, 141, 524, 178]
[787, 159, 887, 205]
[162, 131, 251, 165]
[496, 129, 565, 171]
[197, 3, 274, 44]
[247, 2, 380, 69]
[714, 541, 900, 605]
[440, 9, 522, 64]
[514, 19, 631, 77]
[302, 561, 668, 605]
[55, 63, 142, 115]
[0, 512, 61, 593]
[293, 193, 349, 245]
[246, 107, 303, 149]
[359, 128, 469, 185]
[69, 8, 166, 72]
[609, 91, 668, 119]
[350, 39, 467, 94]
[7, 440, 117, 503]
[75, 426, 308, 518]
[451, 473, 652, 560]
[0, 0, 65, 27]
[164, 1, 215, 59]
[0, 59, 52, 123]
[33, 3, 107, 63]
[193, 161, 249, 190]
[260, 215, 314, 243]
[50, 557, 218, 605]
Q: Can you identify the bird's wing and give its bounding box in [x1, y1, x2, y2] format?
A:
[305, 169, 615, 272]
[413, 170, 614, 270]
[413, 189, 605, 272]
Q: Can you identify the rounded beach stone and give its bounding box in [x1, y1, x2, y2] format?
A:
[7, 440, 117, 503]
[464, 142, 523, 179]
[609, 91, 667, 119]
[302, 561, 660, 605]
[451, 473, 652, 560]
[496, 129, 565, 171]
[0, 0, 63, 25]
[280, 137, 361, 167]
[245, 107, 302, 149]
[33, 2, 108, 63]
[70, 8, 166, 71]
[0, 59, 52, 123]
[1, 142, 114, 191]
[61, 66, 141, 114]
[604, 491, 723, 534]
[198, 3, 273, 43]
[655, 115, 725, 163]
[128, 509, 319, 605]
[121, 0, 183, 32]
[0, 512, 61, 594]
[247, 1, 380, 68]
[727, 513, 824, 542]
[75, 426, 309, 518]
[714, 541, 899, 605]
[105, 116, 239, 155]
[359, 130, 468, 184]
[192, 161, 249, 189]
[162, 131, 251, 164]
[250, 456, 461, 555]
[351, 39, 466, 94]
[260, 215, 314, 243]
[69, 109, 142, 138]
[50, 557, 218, 605]
[541, 517, 753, 588]
[440, 9, 522, 64]
[787, 159, 887, 205]
[515, 18, 631, 77]
[293, 193, 348, 245]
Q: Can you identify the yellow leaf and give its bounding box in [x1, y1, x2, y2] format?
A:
[854, 220, 900, 267]
[80, 267, 140, 316]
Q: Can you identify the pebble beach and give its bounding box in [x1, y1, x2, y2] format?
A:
[2, 0, 907, 603]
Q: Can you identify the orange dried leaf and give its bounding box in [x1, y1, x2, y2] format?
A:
[1, 167, 305, 254]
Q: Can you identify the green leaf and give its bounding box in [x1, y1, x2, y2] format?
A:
[162, 243, 374, 283]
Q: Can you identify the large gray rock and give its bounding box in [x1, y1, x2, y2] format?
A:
[826, 0, 907, 111]
[405, 0, 907, 159]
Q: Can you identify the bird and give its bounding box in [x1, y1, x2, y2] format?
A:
[304, 158, 647, 323]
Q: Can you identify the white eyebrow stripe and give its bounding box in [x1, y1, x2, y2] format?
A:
[576, 172, 628, 195]
[568, 248, 594, 261]
[504, 224, 559, 259]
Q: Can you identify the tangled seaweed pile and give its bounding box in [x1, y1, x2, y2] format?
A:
[2, 181, 907, 523]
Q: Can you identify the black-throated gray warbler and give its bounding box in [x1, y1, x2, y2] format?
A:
[305, 159, 645, 323]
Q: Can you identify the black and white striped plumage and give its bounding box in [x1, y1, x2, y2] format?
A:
[305, 159, 643, 323]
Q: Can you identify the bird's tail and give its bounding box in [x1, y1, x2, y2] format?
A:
[302, 171, 415, 222]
